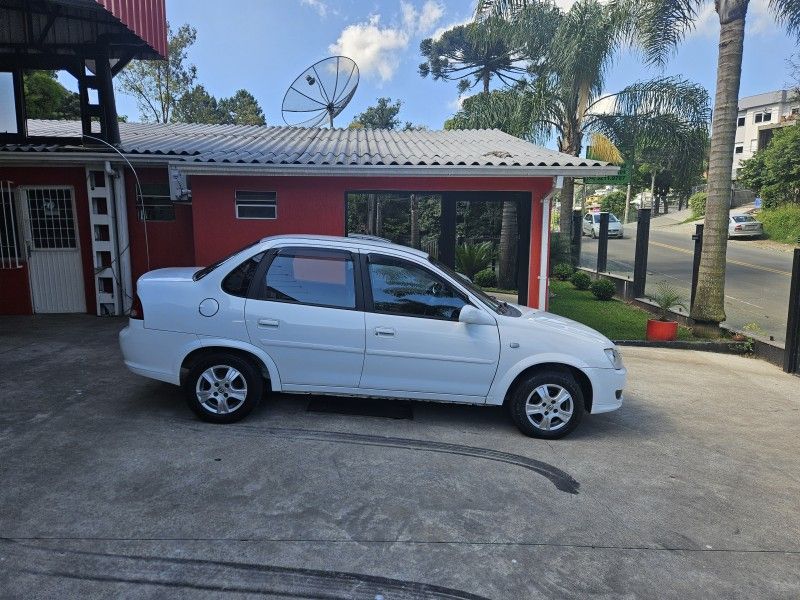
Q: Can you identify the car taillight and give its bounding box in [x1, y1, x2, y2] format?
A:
[130, 294, 144, 320]
[735, 225, 743, 231]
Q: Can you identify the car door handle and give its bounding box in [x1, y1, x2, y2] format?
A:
[374, 327, 395, 337]
[258, 318, 280, 328]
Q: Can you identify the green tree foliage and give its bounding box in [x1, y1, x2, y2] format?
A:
[119, 23, 265, 126]
[738, 124, 800, 208]
[350, 98, 406, 129]
[218, 89, 266, 126]
[419, 15, 533, 94]
[688, 192, 707, 218]
[600, 190, 627, 216]
[118, 23, 198, 123]
[173, 84, 221, 124]
[23, 71, 80, 120]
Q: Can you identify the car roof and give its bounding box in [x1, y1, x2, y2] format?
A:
[259, 234, 430, 259]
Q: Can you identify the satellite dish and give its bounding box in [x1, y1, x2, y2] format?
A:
[282, 56, 359, 128]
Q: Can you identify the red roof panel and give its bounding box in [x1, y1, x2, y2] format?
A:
[95, 0, 167, 58]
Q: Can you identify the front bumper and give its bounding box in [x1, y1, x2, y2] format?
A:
[583, 366, 627, 413]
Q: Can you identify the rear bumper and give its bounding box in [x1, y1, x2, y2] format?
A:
[119, 320, 199, 385]
[729, 230, 762, 238]
[583, 366, 627, 413]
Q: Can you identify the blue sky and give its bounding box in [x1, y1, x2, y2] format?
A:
[82, 0, 800, 133]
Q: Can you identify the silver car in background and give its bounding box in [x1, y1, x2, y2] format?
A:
[582, 212, 624, 239]
[729, 214, 763, 239]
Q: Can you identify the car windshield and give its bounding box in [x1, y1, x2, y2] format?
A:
[193, 241, 260, 281]
[609, 214, 620, 222]
[732, 215, 756, 223]
[431, 258, 509, 315]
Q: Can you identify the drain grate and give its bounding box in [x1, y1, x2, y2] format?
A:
[306, 396, 413, 420]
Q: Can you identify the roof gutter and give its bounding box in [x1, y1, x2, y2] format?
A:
[0, 151, 619, 178]
[171, 161, 620, 178]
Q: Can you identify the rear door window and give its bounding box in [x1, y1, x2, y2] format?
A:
[260, 248, 357, 309]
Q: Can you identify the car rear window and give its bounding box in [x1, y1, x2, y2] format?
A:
[222, 252, 265, 297]
[732, 215, 756, 222]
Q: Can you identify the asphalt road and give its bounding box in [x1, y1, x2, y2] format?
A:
[579, 216, 795, 343]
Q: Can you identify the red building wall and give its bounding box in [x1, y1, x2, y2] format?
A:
[0, 166, 95, 315]
[124, 167, 195, 283]
[190, 174, 552, 307]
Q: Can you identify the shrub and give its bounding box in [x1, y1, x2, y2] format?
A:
[757, 204, 800, 244]
[590, 278, 616, 301]
[549, 232, 571, 266]
[648, 280, 687, 321]
[570, 271, 591, 290]
[455, 242, 493, 279]
[473, 268, 497, 288]
[552, 263, 574, 281]
[689, 192, 707, 219]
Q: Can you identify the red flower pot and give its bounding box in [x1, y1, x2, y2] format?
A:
[646, 319, 678, 341]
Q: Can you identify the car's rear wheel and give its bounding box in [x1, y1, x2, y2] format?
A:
[185, 353, 263, 423]
[508, 371, 585, 439]
[590, 229, 596, 239]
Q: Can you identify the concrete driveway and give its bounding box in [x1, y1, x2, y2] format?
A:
[1, 315, 798, 599]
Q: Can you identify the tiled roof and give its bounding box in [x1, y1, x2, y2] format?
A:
[1, 120, 615, 175]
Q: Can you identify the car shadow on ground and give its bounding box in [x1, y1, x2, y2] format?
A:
[127, 380, 672, 444]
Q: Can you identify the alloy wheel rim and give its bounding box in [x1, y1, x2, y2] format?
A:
[196, 365, 248, 414]
[524, 384, 573, 432]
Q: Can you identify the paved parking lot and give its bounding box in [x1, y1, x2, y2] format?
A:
[1, 315, 799, 599]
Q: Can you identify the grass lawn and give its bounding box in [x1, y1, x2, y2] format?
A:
[548, 280, 694, 341]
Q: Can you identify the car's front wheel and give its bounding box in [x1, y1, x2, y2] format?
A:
[185, 353, 263, 423]
[508, 371, 585, 439]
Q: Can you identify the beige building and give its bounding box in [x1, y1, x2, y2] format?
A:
[733, 89, 799, 178]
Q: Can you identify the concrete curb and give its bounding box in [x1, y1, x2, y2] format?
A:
[614, 339, 751, 354]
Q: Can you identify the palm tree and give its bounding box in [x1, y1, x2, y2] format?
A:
[630, 0, 800, 329]
[477, 0, 630, 240]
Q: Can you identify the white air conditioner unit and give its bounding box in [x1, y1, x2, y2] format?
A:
[168, 165, 191, 203]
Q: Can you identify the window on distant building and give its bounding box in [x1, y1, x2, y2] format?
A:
[734, 145, 743, 154]
[754, 113, 763, 123]
[235, 191, 277, 219]
[763, 111, 772, 122]
[737, 116, 745, 126]
[137, 183, 175, 221]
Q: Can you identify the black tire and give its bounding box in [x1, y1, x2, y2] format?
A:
[508, 371, 585, 439]
[184, 353, 263, 423]
[590, 229, 596, 239]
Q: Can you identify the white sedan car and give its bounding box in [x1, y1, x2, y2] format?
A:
[582, 212, 624, 238]
[729, 214, 763, 238]
[119, 235, 626, 439]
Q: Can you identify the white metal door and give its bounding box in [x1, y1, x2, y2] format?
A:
[19, 187, 86, 313]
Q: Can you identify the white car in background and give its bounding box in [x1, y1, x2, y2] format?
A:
[119, 235, 626, 439]
[729, 214, 763, 238]
[582, 212, 624, 238]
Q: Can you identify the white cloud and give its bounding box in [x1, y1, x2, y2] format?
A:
[300, 0, 329, 18]
[329, 15, 410, 82]
[418, 1, 445, 33]
[329, 1, 445, 82]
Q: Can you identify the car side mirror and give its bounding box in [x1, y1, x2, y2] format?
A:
[458, 304, 495, 326]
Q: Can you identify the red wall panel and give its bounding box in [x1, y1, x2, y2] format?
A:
[189, 174, 552, 307]
[124, 167, 195, 284]
[0, 166, 95, 316]
[0, 264, 32, 315]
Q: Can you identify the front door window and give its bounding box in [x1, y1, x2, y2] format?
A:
[367, 256, 466, 321]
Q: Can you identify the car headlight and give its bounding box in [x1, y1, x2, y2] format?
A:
[604, 347, 623, 369]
